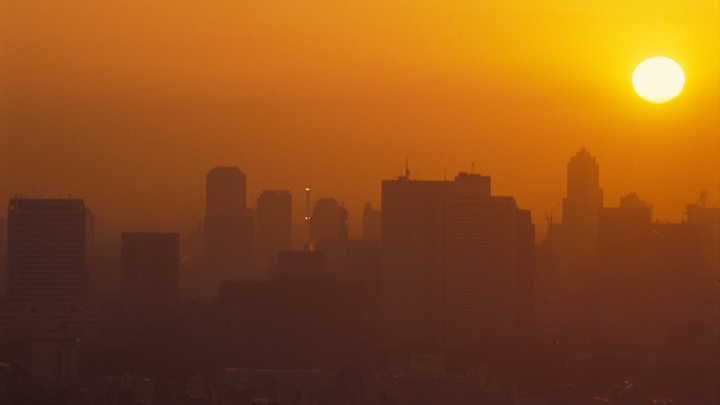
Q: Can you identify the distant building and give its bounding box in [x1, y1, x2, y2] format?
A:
[594, 194, 707, 348]
[276, 251, 324, 279]
[0, 217, 5, 295]
[256, 190, 292, 274]
[206, 166, 246, 217]
[362, 203, 381, 240]
[204, 167, 254, 297]
[309, 198, 347, 244]
[561, 147, 603, 271]
[686, 203, 720, 290]
[30, 333, 81, 386]
[7, 198, 87, 304]
[381, 173, 534, 345]
[121, 232, 180, 309]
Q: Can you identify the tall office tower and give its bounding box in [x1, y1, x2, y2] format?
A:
[309, 198, 348, 244]
[256, 190, 292, 273]
[684, 203, 720, 300]
[205, 167, 254, 293]
[435, 177, 534, 344]
[381, 173, 534, 345]
[206, 166, 246, 217]
[121, 232, 180, 309]
[561, 148, 603, 274]
[0, 217, 5, 295]
[7, 199, 87, 303]
[362, 202, 381, 240]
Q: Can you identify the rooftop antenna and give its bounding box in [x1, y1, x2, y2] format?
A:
[305, 187, 311, 250]
[471, 162, 475, 174]
[304, 187, 311, 221]
[398, 157, 410, 181]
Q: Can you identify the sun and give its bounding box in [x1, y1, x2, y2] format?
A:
[632, 57, 685, 104]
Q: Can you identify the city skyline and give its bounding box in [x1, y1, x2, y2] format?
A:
[1, 2, 719, 402]
[1, 2, 718, 238]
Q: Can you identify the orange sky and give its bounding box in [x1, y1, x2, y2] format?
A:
[1, 1, 719, 241]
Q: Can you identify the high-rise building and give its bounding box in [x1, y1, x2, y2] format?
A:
[256, 190, 292, 274]
[561, 147, 603, 270]
[6, 198, 87, 303]
[0, 217, 5, 295]
[381, 173, 534, 345]
[204, 167, 254, 294]
[362, 203, 381, 240]
[121, 232, 180, 309]
[309, 198, 347, 244]
[206, 166, 246, 217]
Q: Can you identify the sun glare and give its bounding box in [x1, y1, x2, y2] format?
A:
[632, 57, 685, 104]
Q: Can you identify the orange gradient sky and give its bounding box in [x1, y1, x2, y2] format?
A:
[1, 1, 719, 240]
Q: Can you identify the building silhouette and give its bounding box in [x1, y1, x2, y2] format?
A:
[362, 202, 381, 240]
[206, 166, 246, 218]
[6, 198, 87, 303]
[381, 173, 534, 345]
[0, 217, 5, 295]
[309, 198, 347, 245]
[561, 148, 603, 270]
[121, 232, 180, 309]
[548, 148, 605, 295]
[256, 190, 292, 275]
[204, 167, 254, 297]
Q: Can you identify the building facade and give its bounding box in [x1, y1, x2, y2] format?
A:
[6, 198, 87, 304]
[381, 173, 534, 345]
[204, 167, 254, 295]
[256, 190, 292, 274]
[121, 232, 180, 309]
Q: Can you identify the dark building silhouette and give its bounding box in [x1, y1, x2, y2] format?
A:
[121, 232, 180, 309]
[362, 202, 381, 240]
[561, 148, 603, 271]
[6, 198, 87, 303]
[0, 217, 5, 295]
[309, 198, 347, 245]
[547, 148, 605, 296]
[256, 190, 292, 276]
[206, 166, 246, 217]
[204, 167, 255, 297]
[594, 193, 709, 348]
[686, 203, 720, 294]
[381, 173, 534, 345]
[276, 250, 325, 279]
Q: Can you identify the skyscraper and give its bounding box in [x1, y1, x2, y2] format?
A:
[256, 190, 292, 273]
[381, 173, 534, 345]
[206, 166, 246, 217]
[309, 198, 347, 244]
[561, 147, 603, 270]
[204, 167, 254, 295]
[121, 232, 180, 309]
[362, 202, 381, 240]
[6, 198, 87, 303]
[435, 182, 534, 344]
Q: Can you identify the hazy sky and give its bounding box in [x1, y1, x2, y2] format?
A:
[1, 1, 719, 240]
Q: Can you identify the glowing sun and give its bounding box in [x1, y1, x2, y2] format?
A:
[632, 56, 685, 103]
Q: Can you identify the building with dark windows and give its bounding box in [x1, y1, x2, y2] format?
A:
[121, 232, 180, 309]
[6, 198, 87, 304]
[204, 167, 255, 298]
[256, 190, 292, 276]
[381, 173, 534, 346]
